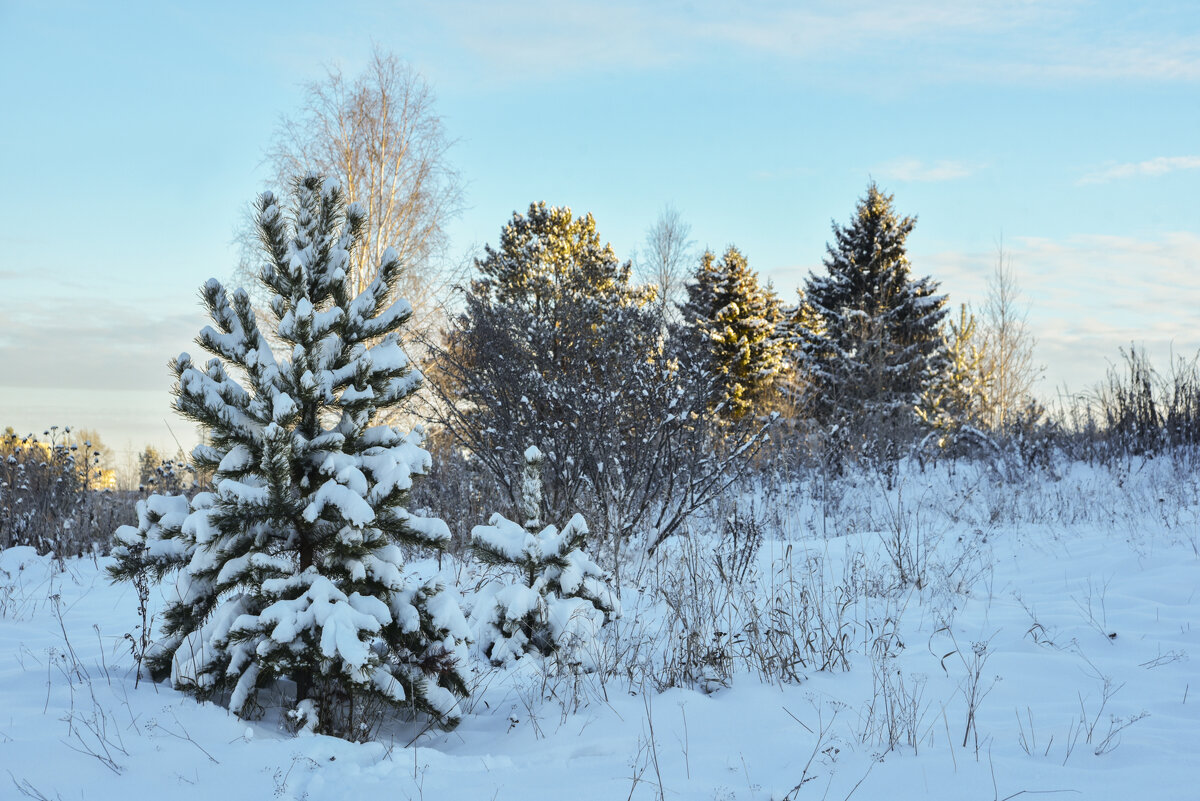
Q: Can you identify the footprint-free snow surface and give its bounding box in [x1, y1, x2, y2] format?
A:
[2, 464, 1198, 800]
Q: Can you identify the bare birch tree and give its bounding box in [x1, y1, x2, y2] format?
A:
[980, 245, 1041, 431]
[252, 48, 464, 340]
[637, 204, 694, 325]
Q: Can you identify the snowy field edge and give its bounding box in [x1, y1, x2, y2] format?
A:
[2, 461, 1199, 800]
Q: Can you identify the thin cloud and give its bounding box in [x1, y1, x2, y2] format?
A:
[0, 297, 204, 392]
[1044, 45, 1200, 82]
[420, 0, 684, 79]
[878, 159, 980, 182]
[700, 1, 1063, 58]
[1078, 156, 1200, 185]
[923, 231, 1200, 392]
[420, 1, 1199, 86]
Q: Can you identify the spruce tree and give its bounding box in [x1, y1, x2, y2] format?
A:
[136, 446, 162, 489]
[110, 174, 468, 739]
[677, 246, 787, 419]
[802, 183, 948, 453]
[776, 288, 822, 411]
[918, 304, 992, 451]
[676, 248, 721, 356]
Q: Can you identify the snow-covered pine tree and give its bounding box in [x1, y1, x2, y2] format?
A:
[676, 247, 722, 363]
[676, 246, 787, 419]
[780, 288, 822, 350]
[802, 182, 948, 456]
[770, 289, 823, 416]
[109, 174, 468, 739]
[468, 446, 619, 667]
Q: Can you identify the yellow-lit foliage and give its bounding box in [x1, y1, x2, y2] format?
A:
[0, 426, 116, 491]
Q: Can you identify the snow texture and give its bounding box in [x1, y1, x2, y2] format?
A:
[8, 459, 1200, 800]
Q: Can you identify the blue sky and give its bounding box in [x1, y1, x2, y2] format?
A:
[2, 0, 1198, 461]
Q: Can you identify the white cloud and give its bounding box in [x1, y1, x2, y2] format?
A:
[1078, 156, 1200, 185]
[878, 159, 980, 182]
[696, 1, 1062, 58]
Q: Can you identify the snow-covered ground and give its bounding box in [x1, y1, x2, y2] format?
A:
[2, 460, 1198, 800]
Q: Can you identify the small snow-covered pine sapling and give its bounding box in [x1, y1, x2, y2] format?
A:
[108, 174, 469, 739]
[469, 446, 620, 666]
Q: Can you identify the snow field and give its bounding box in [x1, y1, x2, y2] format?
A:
[1, 459, 1198, 800]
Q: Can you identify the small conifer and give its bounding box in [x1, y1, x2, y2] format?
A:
[110, 174, 468, 738]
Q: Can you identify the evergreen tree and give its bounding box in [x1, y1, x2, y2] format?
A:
[775, 288, 823, 413]
[431, 203, 768, 564]
[802, 183, 948, 453]
[468, 446, 619, 667]
[918, 304, 992, 450]
[110, 174, 468, 739]
[433, 203, 658, 517]
[471, 201, 652, 314]
[677, 246, 787, 419]
[781, 289, 822, 354]
[675, 247, 721, 360]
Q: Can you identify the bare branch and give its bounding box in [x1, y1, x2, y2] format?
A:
[980, 243, 1042, 431]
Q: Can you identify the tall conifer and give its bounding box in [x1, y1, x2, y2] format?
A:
[802, 183, 948, 450]
[677, 246, 786, 418]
